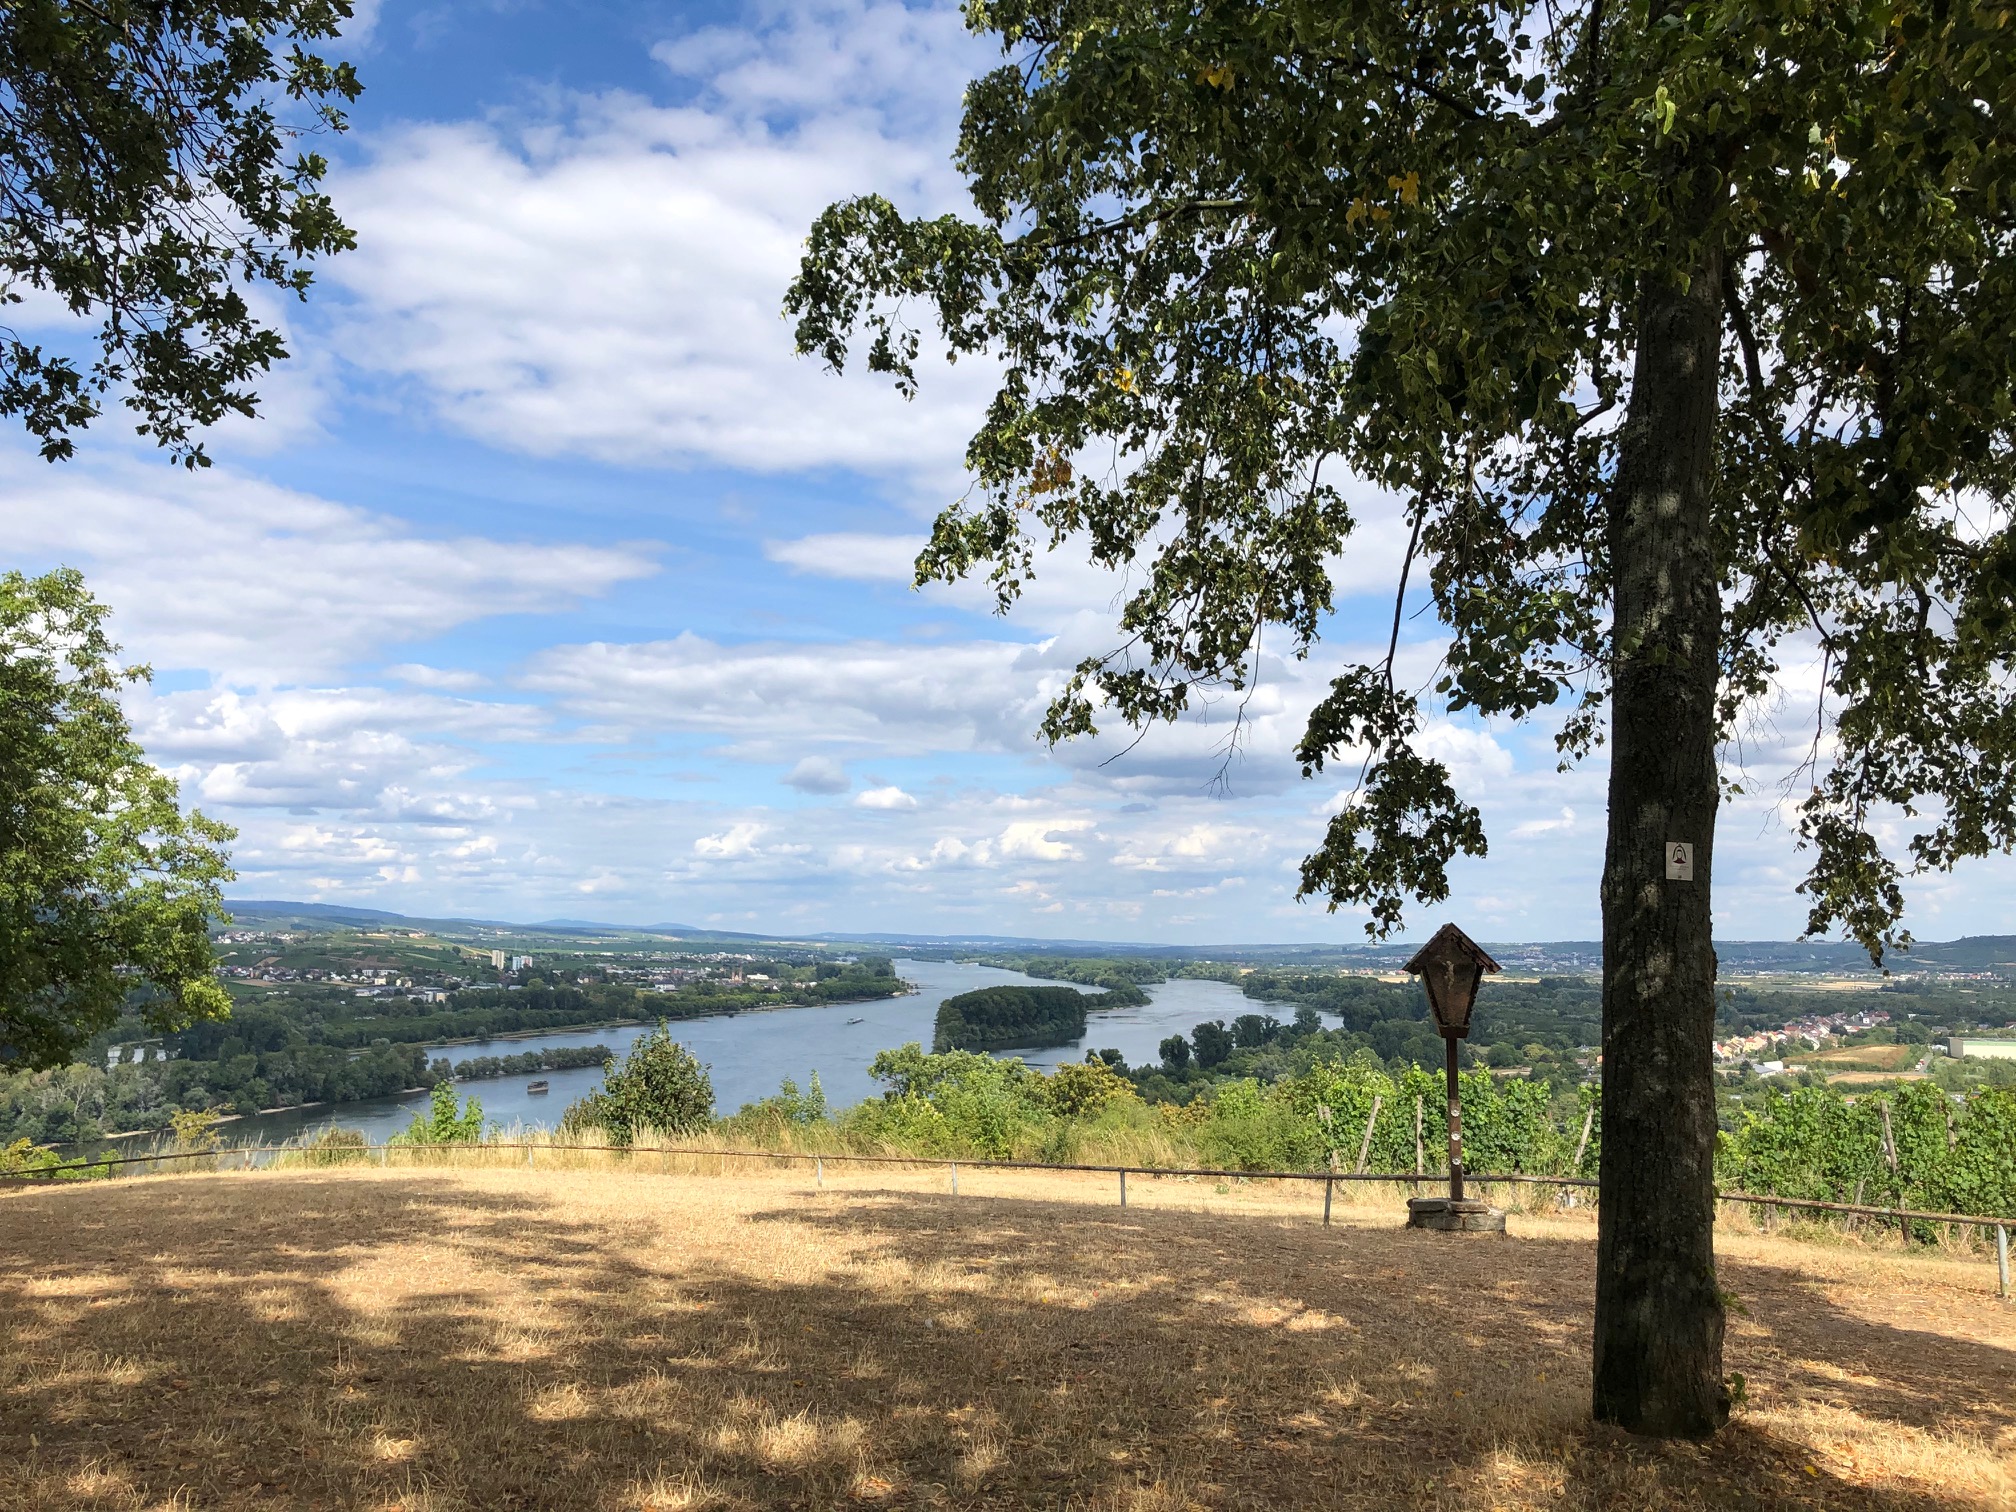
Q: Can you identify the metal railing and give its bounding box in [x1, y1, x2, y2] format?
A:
[6, 1138, 2009, 1298]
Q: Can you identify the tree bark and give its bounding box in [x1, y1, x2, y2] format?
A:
[1593, 199, 1730, 1437]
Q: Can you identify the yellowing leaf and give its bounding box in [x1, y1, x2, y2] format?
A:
[1387, 171, 1420, 206]
[1200, 62, 1234, 90]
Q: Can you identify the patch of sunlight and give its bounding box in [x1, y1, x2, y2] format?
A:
[1750, 1400, 2016, 1502]
[526, 1382, 595, 1422]
[623, 1468, 732, 1510]
[709, 1400, 867, 1469]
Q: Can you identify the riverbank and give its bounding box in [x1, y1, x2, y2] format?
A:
[20, 963, 1257, 1153]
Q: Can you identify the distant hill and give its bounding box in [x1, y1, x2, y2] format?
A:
[216, 899, 2009, 974]
[220, 900, 764, 943]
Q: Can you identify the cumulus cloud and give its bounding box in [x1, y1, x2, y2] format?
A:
[326, 0, 996, 483]
[783, 756, 851, 794]
[855, 785, 917, 809]
[3, 449, 657, 682]
[387, 664, 492, 691]
[519, 632, 1054, 754]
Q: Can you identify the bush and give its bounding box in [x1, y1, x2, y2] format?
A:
[566, 1022, 714, 1145]
[0, 1137, 111, 1180]
[1043, 1057, 1137, 1119]
[289, 1127, 369, 1167]
[391, 1081, 484, 1145]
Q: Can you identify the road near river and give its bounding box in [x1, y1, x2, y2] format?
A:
[225, 959, 1264, 1146]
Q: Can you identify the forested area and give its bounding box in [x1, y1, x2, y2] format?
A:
[931, 983, 1148, 1052]
[0, 1041, 430, 1146]
[429, 1045, 613, 1084]
[0, 958, 908, 1143]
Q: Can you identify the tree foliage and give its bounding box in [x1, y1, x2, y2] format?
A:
[0, 0, 360, 464]
[788, 0, 2016, 957]
[392, 1079, 484, 1145]
[567, 1022, 716, 1145]
[0, 569, 235, 1071]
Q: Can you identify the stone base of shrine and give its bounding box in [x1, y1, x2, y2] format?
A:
[1405, 1197, 1507, 1233]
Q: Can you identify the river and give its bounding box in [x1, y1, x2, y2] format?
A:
[223, 959, 1264, 1146]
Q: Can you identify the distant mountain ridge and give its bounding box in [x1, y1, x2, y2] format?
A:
[217, 898, 2016, 970]
[219, 899, 758, 941]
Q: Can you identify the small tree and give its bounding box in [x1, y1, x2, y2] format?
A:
[1, 570, 235, 1070]
[393, 1081, 484, 1145]
[1043, 1056, 1136, 1117]
[571, 1023, 714, 1145]
[1191, 1021, 1234, 1070]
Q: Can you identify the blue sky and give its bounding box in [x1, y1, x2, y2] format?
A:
[12, 0, 2012, 943]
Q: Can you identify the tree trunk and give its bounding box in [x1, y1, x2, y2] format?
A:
[1593, 203, 1729, 1438]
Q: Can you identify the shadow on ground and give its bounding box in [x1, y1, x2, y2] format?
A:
[0, 1171, 2008, 1511]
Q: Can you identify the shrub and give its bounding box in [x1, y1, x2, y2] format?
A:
[566, 1022, 714, 1145]
[291, 1127, 369, 1167]
[0, 1137, 111, 1180]
[1043, 1057, 1137, 1119]
[392, 1081, 485, 1145]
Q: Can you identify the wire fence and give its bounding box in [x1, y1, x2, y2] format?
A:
[5, 1137, 2009, 1297]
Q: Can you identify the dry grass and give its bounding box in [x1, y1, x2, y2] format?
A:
[1797, 1045, 1919, 1071]
[2, 1161, 2012, 1512]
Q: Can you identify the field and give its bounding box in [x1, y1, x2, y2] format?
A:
[3, 1162, 2012, 1511]
[1794, 1045, 1921, 1073]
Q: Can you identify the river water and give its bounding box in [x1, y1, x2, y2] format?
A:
[225, 959, 1261, 1146]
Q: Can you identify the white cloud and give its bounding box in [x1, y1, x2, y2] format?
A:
[783, 755, 850, 794]
[855, 785, 917, 809]
[694, 822, 767, 859]
[1511, 806, 1578, 839]
[387, 664, 491, 691]
[327, 0, 996, 482]
[766, 533, 921, 582]
[519, 631, 1052, 754]
[134, 684, 546, 814]
[3, 450, 657, 682]
[998, 819, 1092, 862]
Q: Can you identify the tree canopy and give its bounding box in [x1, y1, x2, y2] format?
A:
[567, 1023, 716, 1145]
[0, 0, 360, 464]
[788, 0, 2016, 956]
[791, 0, 2016, 1440]
[0, 569, 235, 1070]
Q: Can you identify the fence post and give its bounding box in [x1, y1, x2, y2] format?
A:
[1323, 1176, 1333, 1228]
[527, 1143, 534, 1168]
[950, 1161, 958, 1196]
[815, 1155, 823, 1188]
[1998, 1225, 2010, 1301]
[1119, 1169, 1127, 1209]
[377, 1144, 387, 1169]
[1356, 1094, 1382, 1174]
[1881, 1101, 1903, 1245]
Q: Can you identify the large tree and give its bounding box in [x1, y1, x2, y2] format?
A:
[789, 0, 2016, 1436]
[0, 1, 359, 1065]
[1, 569, 235, 1069]
[0, 0, 359, 463]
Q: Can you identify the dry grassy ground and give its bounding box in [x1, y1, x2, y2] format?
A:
[2, 1161, 2012, 1512]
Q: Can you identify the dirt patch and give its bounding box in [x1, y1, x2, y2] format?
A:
[2, 1165, 2011, 1510]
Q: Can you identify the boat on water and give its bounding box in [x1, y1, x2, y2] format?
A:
[846, 1017, 865, 1025]
[526, 1079, 550, 1094]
